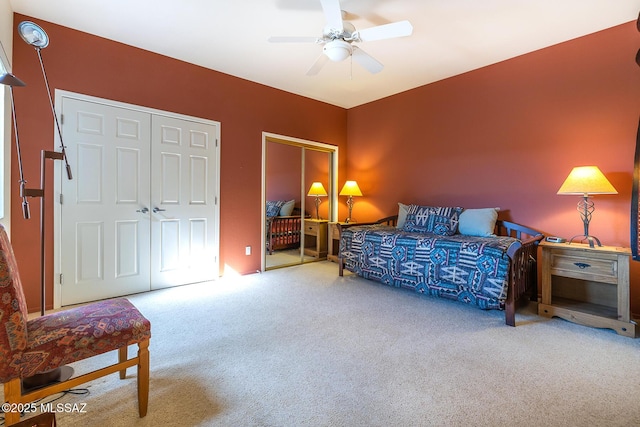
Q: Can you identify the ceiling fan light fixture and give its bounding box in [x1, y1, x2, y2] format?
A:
[323, 40, 352, 62]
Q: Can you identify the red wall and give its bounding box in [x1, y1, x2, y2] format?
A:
[266, 142, 303, 203]
[347, 22, 640, 313]
[11, 14, 640, 315]
[10, 14, 347, 311]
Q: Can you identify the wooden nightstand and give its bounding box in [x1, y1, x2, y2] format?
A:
[303, 219, 328, 259]
[538, 241, 637, 337]
[327, 222, 348, 262]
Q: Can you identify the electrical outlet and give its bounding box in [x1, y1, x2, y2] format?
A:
[245, 246, 251, 256]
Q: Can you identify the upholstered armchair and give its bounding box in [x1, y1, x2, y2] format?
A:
[0, 225, 151, 426]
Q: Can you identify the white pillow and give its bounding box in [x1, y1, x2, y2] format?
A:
[279, 199, 295, 216]
[458, 208, 500, 237]
[396, 203, 409, 229]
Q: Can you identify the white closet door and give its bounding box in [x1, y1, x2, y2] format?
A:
[150, 115, 218, 289]
[60, 98, 151, 305]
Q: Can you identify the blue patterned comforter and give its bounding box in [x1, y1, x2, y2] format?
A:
[339, 224, 522, 310]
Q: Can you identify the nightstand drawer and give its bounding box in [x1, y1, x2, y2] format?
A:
[550, 252, 618, 283]
[304, 222, 319, 234]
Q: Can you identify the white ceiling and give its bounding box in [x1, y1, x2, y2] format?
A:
[8, 0, 640, 109]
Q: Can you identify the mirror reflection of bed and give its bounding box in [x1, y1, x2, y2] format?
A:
[265, 205, 314, 269]
[264, 136, 336, 270]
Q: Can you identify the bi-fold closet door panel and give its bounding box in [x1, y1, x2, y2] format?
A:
[150, 115, 218, 289]
[60, 98, 151, 305]
[60, 97, 217, 305]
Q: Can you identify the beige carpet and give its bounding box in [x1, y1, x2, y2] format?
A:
[4, 261, 640, 426]
[265, 248, 315, 269]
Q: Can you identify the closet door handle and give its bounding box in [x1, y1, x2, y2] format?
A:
[152, 207, 166, 213]
[136, 207, 149, 214]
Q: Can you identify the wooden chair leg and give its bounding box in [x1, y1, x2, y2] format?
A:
[137, 339, 150, 417]
[3, 378, 22, 426]
[119, 346, 128, 379]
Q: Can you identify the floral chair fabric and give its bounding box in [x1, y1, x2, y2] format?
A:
[0, 224, 151, 425]
[20, 298, 150, 378]
[0, 227, 29, 383]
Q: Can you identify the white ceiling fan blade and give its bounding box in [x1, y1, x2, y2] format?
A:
[352, 47, 383, 74]
[356, 20, 413, 42]
[306, 54, 330, 76]
[268, 36, 319, 43]
[320, 0, 343, 31]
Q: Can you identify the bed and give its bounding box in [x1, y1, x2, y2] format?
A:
[267, 215, 303, 254]
[266, 200, 308, 254]
[337, 206, 543, 326]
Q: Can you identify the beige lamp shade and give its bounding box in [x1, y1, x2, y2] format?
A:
[339, 180, 363, 197]
[307, 182, 328, 196]
[557, 166, 618, 196]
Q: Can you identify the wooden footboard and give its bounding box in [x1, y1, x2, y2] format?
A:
[337, 215, 398, 275]
[267, 216, 302, 254]
[338, 217, 543, 326]
[497, 221, 544, 326]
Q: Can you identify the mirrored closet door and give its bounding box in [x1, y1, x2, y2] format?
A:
[262, 134, 337, 270]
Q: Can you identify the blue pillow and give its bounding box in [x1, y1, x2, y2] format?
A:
[266, 200, 285, 217]
[458, 208, 500, 237]
[402, 205, 463, 236]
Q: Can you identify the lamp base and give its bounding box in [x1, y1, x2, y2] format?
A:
[568, 234, 602, 248]
[21, 366, 74, 394]
[314, 196, 321, 220]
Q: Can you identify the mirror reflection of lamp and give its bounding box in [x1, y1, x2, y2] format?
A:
[307, 182, 328, 220]
[339, 180, 362, 223]
[557, 165, 618, 248]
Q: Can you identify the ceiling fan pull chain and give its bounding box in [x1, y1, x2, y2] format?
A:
[350, 54, 353, 80]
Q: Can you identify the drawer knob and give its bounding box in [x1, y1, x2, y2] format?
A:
[574, 262, 591, 269]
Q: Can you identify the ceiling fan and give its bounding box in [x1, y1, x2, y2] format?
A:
[268, 0, 413, 75]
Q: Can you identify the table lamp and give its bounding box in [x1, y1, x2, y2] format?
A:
[307, 182, 328, 219]
[339, 180, 362, 223]
[557, 165, 618, 247]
